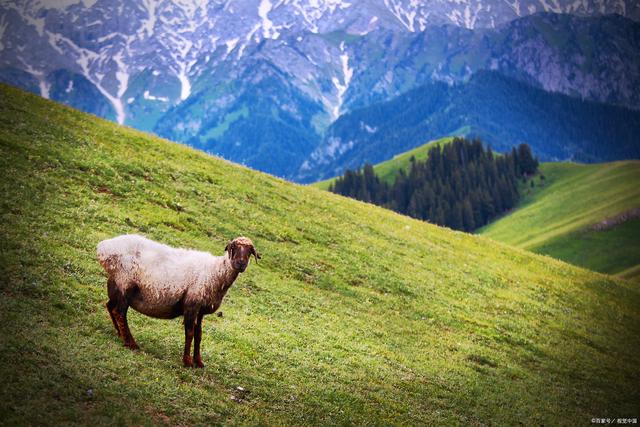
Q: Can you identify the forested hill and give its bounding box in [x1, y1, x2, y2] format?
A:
[300, 71, 640, 182]
[329, 139, 539, 231]
[322, 136, 640, 280]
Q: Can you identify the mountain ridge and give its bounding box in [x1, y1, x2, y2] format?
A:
[300, 70, 640, 182]
[1, 7, 639, 179]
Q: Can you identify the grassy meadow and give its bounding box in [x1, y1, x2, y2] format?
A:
[1, 84, 639, 425]
[479, 162, 640, 280]
[313, 136, 640, 282]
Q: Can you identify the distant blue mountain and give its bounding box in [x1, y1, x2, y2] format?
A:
[298, 71, 640, 182]
[1, 1, 639, 180]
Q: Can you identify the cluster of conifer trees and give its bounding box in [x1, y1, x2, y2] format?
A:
[328, 138, 539, 231]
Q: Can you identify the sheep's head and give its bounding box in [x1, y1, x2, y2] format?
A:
[225, 236, 261, 273]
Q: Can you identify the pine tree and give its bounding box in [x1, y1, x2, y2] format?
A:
[517, 143, 538, 176]
[450, 202, 463, 230]
[462, 200, 475, 231]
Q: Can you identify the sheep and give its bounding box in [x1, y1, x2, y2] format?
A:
[96, 234, 260, 368]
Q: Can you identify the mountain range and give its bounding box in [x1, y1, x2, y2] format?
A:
[1, 0, 639, 180]
[301, 70, 640, 181]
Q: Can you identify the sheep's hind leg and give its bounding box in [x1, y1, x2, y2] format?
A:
[193, 313, 205, 368]
[118, 309, 139, 350]
[183, 313, 196, 367]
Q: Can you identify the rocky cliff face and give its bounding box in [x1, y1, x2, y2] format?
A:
[1, 1, 638, 179]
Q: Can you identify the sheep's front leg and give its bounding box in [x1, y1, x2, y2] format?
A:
[193, 313, 205, 368]
[106, 278, 122, 337]
[183, 313, 196, 367]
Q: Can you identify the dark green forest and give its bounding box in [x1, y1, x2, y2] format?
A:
[329, 139, 539, 231]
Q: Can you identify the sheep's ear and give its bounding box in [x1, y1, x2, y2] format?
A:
[251, 246, 261, 262]
[225, 242, 233, 258]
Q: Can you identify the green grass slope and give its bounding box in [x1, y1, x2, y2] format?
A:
[370, 136, 455, 184]
[313, 137, 453, 190]
[1, 85, 639, 425]
[479, 162, 640, 280]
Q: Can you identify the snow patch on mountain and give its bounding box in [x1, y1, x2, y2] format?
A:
[21, 62, 50, 98]
[362, 122, 377, 133]
[144, 90, 169, 102]
[301, 135, 355, 170]
[258, 0, 281, 39]
[226, 38, 239, 54]
[33, 0, 83, 10]
[383, 0, 417, 31]
[505, 0, 522, 16]
[38, 78, 51, 99]
[40, 26, 131, 123]
[327, 42, 353, 119]
[288, 0, 353, 33]
[539, 0, 563, 13]
[339, 42, 353, 114]
[177, 69, 191, 100]
[139, 0, 158, 38]
[113, 52, 129, 99]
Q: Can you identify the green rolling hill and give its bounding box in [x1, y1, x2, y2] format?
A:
[315, 138, 640, 282]
[313, 136, 453, 190]
[1, 85, 639, 425]
[479, 162, 640, 281]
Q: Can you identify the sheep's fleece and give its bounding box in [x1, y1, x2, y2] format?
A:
[97, 234, 239, 318]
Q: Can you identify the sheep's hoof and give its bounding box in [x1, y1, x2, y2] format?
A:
[183, 355, 194, 368]
[124, 341, 139, 350]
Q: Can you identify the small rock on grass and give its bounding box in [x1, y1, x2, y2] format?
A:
[230, 386, 249, 403]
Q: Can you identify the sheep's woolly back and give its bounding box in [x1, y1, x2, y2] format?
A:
[96, 234, 238, 315]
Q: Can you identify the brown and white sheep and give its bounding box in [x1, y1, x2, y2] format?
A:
[96, 234, 260, 368]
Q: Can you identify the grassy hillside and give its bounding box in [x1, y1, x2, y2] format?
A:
[479, 162, 640, 281]
[366, 136, 455, 184]
[313, 136, 453, 190]
[1, 84, 639, 425]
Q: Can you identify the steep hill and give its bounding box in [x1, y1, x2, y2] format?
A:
[480, 161, 640, 281]
[300, 71, 640, 182]
[1, 85, 639, 425]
